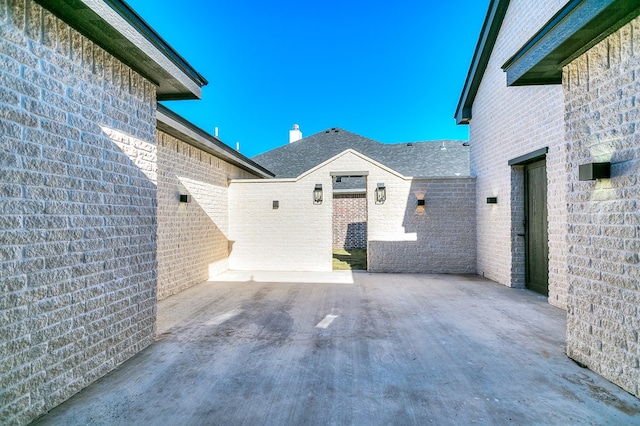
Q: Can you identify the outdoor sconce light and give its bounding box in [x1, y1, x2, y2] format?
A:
[417, 199, 425, 206]
[486, 197, 498, 204]
[579, 162, 610, 181]
[273, 200, 279, 209]
[376, 183, 386, 204]
[179, 194, 190, 203]
[313, 184, 323, 204]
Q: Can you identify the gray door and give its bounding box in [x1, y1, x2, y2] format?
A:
[524, 160, 548, 295]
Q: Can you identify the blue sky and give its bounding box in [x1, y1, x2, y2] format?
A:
[127, 0, 490, 157]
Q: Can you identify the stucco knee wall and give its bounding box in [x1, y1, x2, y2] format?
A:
[0, 2, 157, 424]
[367, 178, 476, 274]
[563, 17, 640, 398]
[156, 131, 258, 299]
[469, 0, 567, 307]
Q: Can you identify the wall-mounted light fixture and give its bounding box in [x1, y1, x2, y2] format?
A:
[417, 199, 425, 206]
[486, 197, 498, 204]
[273, 200, 279, 209]
[376, 183, 386, 204]
[179, 194, 190, 203]
[313, 184, 323, 204]
[579, 162, 610, 181]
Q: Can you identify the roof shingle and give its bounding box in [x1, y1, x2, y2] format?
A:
[252, 128, 470, 179]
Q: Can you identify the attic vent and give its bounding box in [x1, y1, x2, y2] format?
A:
[407, 143, 413, 146]
[334, 129, 339, 132]
[325, 130, 330, 133]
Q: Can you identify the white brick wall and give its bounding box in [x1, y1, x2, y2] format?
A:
[228, 175, 333, 272]
[156, 131, 258, 300]
[468, 0, 568, 307]
[563, 16, 640, 398]
[229, 150, 476, 273]
[0, 1, 157, 424]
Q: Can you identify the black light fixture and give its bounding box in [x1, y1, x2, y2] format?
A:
[579, 162, 610, 181]
[313, 184, 323, 204]
[273, 200, 279, 209]
[376, 183, 386, 204]
[486, 197, 498, 204]
[179, 194, 190, 203]
[417, 199, 425, 206]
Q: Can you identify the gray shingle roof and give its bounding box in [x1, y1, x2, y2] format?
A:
[252, 128, 470, 179]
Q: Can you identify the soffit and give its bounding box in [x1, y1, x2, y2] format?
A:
[156, 105, 274, 179]
[503, 0, 640, 86]
[35, 0, 207, 100]
[454, 0, 511, 125]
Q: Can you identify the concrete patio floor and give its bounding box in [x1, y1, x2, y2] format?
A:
[33, 272, 640, 425]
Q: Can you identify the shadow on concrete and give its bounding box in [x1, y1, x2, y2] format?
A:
[32, 274, 640, 425]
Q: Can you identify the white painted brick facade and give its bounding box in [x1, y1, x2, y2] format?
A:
[228, 175, 334, 272]
[0, 2, 157, 424]
[563, 17, 640, 398]
[156, 131, 258, 300]
[468, 0, 568, 308]
[229, 150, 476, 273]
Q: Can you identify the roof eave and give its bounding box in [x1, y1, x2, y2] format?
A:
[156, 105, 275, 179]
[35, 0, 208, 100]
[454, 0, 511, 125]
[502, 0, 640, 86]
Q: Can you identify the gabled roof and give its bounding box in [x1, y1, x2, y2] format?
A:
[157, 105, 274, 178]
[35, 0, 207, 100]
[231, 149, 412, 185]
[252, 128, 470, 178]
[455, 0, 640, 111]
[455, 0, 510, 125]
[297, 149, 409, 181]
[503, 0, 640, 86]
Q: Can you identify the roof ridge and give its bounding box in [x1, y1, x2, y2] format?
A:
[252, 127, 382, 160]
[309, 127, 381, 143]
[390, 139, 468, 146]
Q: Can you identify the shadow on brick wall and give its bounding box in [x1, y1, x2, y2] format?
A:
[368, 179, 476, 273]
[344, 221, 367, 249]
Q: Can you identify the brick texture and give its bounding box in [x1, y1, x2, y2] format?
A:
[367, 178, 477, 273]
[156, 131, 258, 300]
[229, 150, 476, 273]
[563, 16, 640, 398]
[332, 194, 367, 249]
[228, 174, 334, 272]
[0, 2, 157, 424]
[468, 0, 568, 307]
